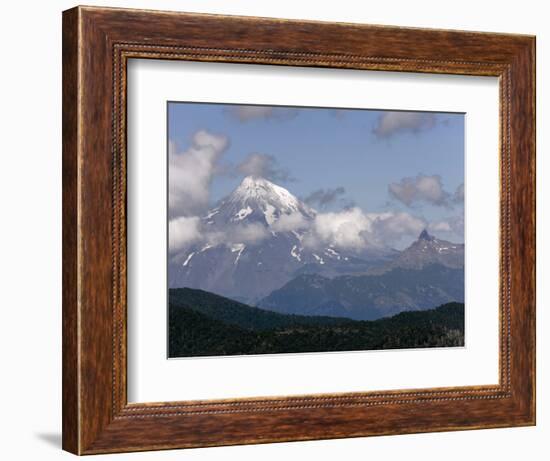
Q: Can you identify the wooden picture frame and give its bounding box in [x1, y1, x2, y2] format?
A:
[62, 5, 535, 455]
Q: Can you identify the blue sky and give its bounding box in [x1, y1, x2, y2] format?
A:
[168, 102, 464, 248]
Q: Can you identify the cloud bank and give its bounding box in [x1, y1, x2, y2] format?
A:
[168, 130, 230, 256]
[369, 211, 426, 244]
[428, 215, 464, 238]
[169, 216, 202, 253]
[170, 203, 460, 257]
[168, 130, 229, 219]
[271, 212, 309, 233]
[228, 222, 270, 245]
[306, 208, 373, 250]
[303, 207, 427, 250]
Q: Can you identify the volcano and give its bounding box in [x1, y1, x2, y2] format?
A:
[168, 176, 395, 303]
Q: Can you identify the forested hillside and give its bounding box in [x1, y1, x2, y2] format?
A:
[169, 288, 464, 357]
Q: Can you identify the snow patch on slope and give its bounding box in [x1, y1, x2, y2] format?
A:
[182, 252, 195, 267]
[325, 248, 341, 260]
[263, 204, 276, 226]
[230, 243, 246, 265]
[312, 253, 325, 265]
[233, 206, 253, 221]
[205, 209, 219, 219]
[291, 245, 302, 262]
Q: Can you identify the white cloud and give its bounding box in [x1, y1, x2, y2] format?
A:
[272, 212, 309, 232]
[389, 174, 450, 207]
[305, 207, 374, 250]
[428, 215, 464, 238]
[237, 153, 293, 183]
[228, 222, 270, 245]
[368, 211, 427, 245]
[429, 221, 452, 232]
[169, 130, 229, 218]
[169, 219, 270, 257]
[227, 105, 298, 122]
[303, 207, 428, 250]
[373, 112, 437, 138]
[168, 216, 202, 254]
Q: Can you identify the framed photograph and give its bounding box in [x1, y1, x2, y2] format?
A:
[62, 6, 535, 455]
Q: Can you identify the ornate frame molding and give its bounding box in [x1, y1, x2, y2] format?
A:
[63, 6, 535, 454]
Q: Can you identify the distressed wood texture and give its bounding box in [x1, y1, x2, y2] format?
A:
[62, 5, 535, 455]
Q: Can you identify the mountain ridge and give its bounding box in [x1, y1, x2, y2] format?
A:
[170, 287, 353, 331]
[169, 287, 465, 357]
[169, 177, 464, 313]
[383, 228, 464, 272]
[259, 262, 464, 320]
[169, 176, 396, 303]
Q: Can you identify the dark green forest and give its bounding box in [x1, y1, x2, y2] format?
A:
[168, 288, 465, 358]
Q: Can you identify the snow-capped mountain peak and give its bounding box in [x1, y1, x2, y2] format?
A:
[170, 176, 404, 304]
[229, 175, 311, 215]
[209, 176, 315, 227]
[168, 178, 465, 312]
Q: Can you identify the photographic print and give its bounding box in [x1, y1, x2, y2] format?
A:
[167, 102, 465, 358]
